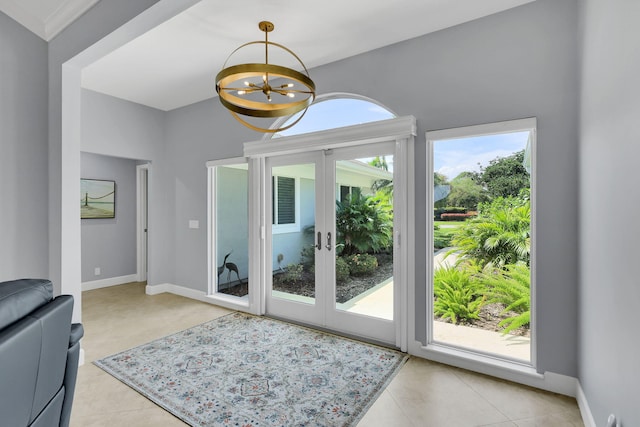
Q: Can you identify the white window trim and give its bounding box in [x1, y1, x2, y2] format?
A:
[206, 157, 251, 312]
[271, 175, 301, 234]
[410, 117, 542, 387]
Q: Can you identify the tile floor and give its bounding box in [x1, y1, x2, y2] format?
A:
[70, 282, 584, 427]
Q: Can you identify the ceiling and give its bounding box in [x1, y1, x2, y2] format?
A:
[1, 0, 535, 111]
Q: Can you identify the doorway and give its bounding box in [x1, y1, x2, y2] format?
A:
[265, 143, 397, 344]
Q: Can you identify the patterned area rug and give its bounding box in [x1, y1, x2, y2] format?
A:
[94, 312, 407, 426]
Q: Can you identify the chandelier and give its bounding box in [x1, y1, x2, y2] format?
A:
[215, 21, 316, 133]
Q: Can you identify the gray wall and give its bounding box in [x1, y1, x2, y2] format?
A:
[0, 12, 49, 281]
[164, 0, 579, 377]
[164, 99, 256, 291]
[579, 1, 640, 425]
[80, 89, 170, 286]
[48, 0, 161, 294]
[80, 153, 137, 283]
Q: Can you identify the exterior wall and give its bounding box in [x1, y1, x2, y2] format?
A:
[0, 11, 49, 281]
[579, 0, 640, 424]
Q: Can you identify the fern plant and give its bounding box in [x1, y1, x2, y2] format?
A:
[433, 266, 485, 324]
[479, 263, 530, 334]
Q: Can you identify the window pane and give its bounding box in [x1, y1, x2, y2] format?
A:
[215, 164, 249, 298]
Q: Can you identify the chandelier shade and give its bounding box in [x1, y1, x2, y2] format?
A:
[215, 21, 316, 133]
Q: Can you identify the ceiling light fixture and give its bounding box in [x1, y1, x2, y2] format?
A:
[215, 21, 316, 133]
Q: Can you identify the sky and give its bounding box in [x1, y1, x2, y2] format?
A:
[433, 131, 530, 181]
[275, 98, 529, 179]
[277, 98, 394, 136]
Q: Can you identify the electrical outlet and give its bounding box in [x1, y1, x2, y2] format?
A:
[94, 267, 101, 276]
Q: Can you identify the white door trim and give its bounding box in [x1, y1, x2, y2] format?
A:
[136, 163, 149, 282]
[245, 116, 416, 351]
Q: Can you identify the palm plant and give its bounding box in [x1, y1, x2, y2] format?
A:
[450, 198, 530, 268]
[336, 192, 392, 255]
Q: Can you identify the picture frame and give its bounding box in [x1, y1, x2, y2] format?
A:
[81, 178, 116, 219]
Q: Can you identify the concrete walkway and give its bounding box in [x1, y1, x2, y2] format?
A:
[342, 249, 531, 361]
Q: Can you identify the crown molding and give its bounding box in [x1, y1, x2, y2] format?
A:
[44, 0, 99, 40]
[0, 0, 98, 41]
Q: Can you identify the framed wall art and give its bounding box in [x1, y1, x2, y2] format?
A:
[81, 178, 116, 219]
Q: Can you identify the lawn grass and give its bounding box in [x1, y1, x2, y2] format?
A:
[434, 220, 465, 228]
[434, 220, 469, 249]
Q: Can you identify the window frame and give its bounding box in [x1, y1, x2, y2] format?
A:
[206, 157, 251, 311]
[411, 117, 538, 379]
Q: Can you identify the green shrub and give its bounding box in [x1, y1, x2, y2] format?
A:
[451, 197, 530, 268]
[278, 263, 303, 284]
[478, 263, 530, 334]
[433, 265, 485, 324]
[335, 257, 350, 283]
[440, 212, 477, 221]
[345, 253, 378, 277]
[336, 193, 392, 255]
[300, 245, 315, 270]
[434, 206, 468, 220]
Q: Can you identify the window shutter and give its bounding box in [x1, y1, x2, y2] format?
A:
[277, 177, 295, 224]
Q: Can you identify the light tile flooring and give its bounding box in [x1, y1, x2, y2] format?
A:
[71, 282, 584, 427]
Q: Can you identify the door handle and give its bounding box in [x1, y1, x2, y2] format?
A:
[316, 231, 322, 250]
[326, 232, 332, 251]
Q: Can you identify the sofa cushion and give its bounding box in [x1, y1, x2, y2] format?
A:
[0, 279, 53, 330]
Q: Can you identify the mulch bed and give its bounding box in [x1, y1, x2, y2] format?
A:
[220, 252, 529, 337]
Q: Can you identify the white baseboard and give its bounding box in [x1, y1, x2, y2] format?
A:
[576, 381, 596, 427]
[409, 340, 578, 397]
[145, 282, 209, 302]
[82, 274, 138, 291]
[145, 282, 251, 313]
[79, 348, 85, 366]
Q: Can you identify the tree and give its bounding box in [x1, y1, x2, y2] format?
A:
[446, 173, 489, 210]
[434, 172, 448, 186]
[369, 156, 393, 199]
[479, 150, 529, 198]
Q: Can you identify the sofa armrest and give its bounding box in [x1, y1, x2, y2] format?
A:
[69, 323, 84, 347]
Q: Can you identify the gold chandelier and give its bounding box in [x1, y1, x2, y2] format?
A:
[215, 21, 316, 133]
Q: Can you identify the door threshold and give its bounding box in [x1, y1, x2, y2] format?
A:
[265, 314, 401, 351]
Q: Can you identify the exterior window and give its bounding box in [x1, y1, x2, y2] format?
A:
[207, 160, 249, 301]
[427, 118, 535, 364]
[339, 185, 361, 202]
[272, 176, 299, 233]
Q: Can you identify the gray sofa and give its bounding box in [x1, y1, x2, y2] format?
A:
[0, 279, 84, 427]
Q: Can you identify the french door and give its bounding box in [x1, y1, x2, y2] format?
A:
[265, 143, 397, 345]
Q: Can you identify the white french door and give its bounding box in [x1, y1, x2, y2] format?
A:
[265, 143, 397, 345]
